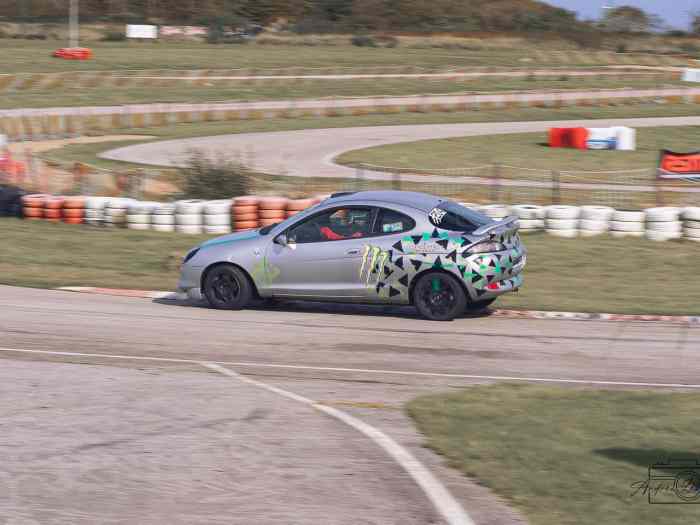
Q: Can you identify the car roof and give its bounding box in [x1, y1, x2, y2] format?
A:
[326, 190, 443, 212]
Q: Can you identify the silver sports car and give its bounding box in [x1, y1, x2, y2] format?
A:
[178, 190, 526, 321]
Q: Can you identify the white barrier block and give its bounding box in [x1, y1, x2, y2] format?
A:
[614, 126, 636, 151]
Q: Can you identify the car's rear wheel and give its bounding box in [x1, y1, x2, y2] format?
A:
[413, 271, 467, 321]
[465, 298, 496, 314]
[203, 265, 252, 310]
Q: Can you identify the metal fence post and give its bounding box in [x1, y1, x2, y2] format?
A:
[551, 170, 560, 205]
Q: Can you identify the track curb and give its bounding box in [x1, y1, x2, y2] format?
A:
[55, 287, 700, 325]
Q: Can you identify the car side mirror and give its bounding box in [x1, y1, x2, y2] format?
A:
[274, 234, 288, 246]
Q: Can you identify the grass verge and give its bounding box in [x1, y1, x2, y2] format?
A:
[336, 125, 700, 173]
[2, 219, 699, 315]
[407, 383, 700, 525]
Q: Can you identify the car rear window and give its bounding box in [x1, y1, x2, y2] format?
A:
[428, 202, 491, 232]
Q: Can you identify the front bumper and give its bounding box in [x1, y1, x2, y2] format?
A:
[177, 263, 205, 301]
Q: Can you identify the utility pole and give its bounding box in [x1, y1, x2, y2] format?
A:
[69, 0, 79, 49]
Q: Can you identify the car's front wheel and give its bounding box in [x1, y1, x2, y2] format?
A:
[413, 271, 467, 321]
[203, 265, 253, 310]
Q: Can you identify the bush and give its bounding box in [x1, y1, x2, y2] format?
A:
[101, 31, 126, 42]
[351, 34, 375, 47]
[179, 151, 251, 200]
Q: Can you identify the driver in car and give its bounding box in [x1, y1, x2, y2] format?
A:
[320, 209, 366, 240]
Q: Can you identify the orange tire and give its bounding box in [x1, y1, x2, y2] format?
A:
[234, 227, 256, 232]
[45, 218, 61, 223]
[258, 197, 288, 210]
[232, 205, 258, 216]
[259, 218, 283, 226]
[233, 196, 259, 206]
[63, 217, 84, 224]
[258, 209, 286, 220]
[44, 197, 65, 209]
[23, 207, 43, 218]
[62, 208, 84, 219]
[233, 220, 259, 229]
[232, 212, 258, 222]
[63, 196, 86, 209]
[287, 198, 315, 211]
[43, 209, 62, 219]
[22, 194, 50, 208]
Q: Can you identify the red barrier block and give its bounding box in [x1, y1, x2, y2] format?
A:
[571, 127, 589, 150]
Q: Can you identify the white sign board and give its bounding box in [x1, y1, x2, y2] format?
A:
[126, 24, 158, 39]
[682, 69, 700, 83]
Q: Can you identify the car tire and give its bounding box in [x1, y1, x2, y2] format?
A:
[413, 271, 467, 321]
[464, 298, 496, 314]
[204, 265, 253, 310]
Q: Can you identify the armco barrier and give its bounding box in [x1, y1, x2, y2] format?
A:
[2, 87, 700, 141]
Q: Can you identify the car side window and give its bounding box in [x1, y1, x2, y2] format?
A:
[373, 208, 415, 235]
[287, 207, 373, 243]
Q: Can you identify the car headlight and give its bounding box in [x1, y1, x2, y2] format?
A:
[183, 248, 200, 264]
[465, 241, 506, 255]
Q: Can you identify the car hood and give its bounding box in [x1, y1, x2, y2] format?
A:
[200, 229, 261, 250]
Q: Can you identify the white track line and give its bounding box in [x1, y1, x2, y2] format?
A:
[1, 346, 699, 389]
[202, 362, 474, 525]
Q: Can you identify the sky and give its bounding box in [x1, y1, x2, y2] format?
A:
[544, 0, 698, 30]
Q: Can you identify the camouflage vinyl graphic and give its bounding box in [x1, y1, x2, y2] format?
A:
[361, 227, 525, 301]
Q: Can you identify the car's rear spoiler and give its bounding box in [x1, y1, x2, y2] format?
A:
[472, 215, 519, 238]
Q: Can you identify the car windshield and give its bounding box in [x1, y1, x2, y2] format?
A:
[428, 201, 492, 232]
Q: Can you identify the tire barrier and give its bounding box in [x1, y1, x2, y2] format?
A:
[683, 207, 700, 242]
[21, 193, 48, 219]
[232, 196, 260, 231]
[610, 209, 645, 238]
[104, 198, 135, 228]
[203, 199, 232, 234]
[545, 205, 580, 238]
[2, 87, 699, 141]
[258, 197, 288, 227]
[645, 207, 682, 241]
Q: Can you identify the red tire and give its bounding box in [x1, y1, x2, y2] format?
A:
[63, 217, 84, 224]
[233, 196, 259, 206]
[232, 205, 258, 217]
[22, 194, 49, 208]
[23, 207, 43, 218]
[62, 208, 84, 219]
[63, 196, 86, 209]
[287, 198, 315, 211]
[232, 212, 258, 222]
[44, 197, 65, 209]
[258, 197, 288, 210]
[233, 220, 260, 229]
[258, 209, 286, 219]
[44, 209, 62, 219]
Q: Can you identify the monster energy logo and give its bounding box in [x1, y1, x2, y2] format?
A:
[359, 245, 390, 285]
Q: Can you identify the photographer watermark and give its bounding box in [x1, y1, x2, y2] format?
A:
[631, 459, 700, 504]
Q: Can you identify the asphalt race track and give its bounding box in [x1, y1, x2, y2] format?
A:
[101, 116, 700, 188]
[1, 285, 698, 524]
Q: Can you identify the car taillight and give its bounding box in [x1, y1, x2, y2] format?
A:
[465, 241, 506, 255]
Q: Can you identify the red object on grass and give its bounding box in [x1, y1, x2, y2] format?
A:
[53, 48, 93, 60]
[570, 127, 589, 150]
[548, 127, 589, 150]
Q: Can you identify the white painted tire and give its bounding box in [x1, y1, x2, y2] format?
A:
[579, 219, 609, 232]
[204, 199, 232, 215]
[152, 204, 176, 215]
[645, 207, 680, 222]
[646, 230, 681, 242]
[610, 230, 644, 238]
[129, 201, 160, 214]
[683, 207, 700, 221]
[684, 220, 700, 230]
[546, 218, 578, 230]
[127, 214, 151, 224]
[580, 229, 606, 237]
[511, 204, 544, 220]
[175, 199, 206, 214]
[204, 213, 232, 226]
[518, 219, 544, 230]
[204, 225, 232, 235]
[683, 228, 700, 238]
[152, 214, 175, 225]
[127, 222, 150, 231]
[546, 228, 578, 238]
[580, 205, 615, 221]
[646, 221, 682, 233]
[85, 196, 110, 209]
[547, 205, 580, 220]
[612, 210, 644, 222]
[610, 220, 644, 232]
[176, 213, 203, 226]
[176, 224, 204, 235]
[152, 223, 175, 233]
[480, 204, 510, 219]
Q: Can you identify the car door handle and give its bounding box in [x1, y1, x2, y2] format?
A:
[346, 249, 360, 255]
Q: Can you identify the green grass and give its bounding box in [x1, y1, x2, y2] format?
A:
[0, 76, 682, 110]
[408, 384, 700, 525]
[336, 125, 700, 174]
[39, 103, 700, 173]
[0, 40, 685, 74]
[2, 219, 699, 315]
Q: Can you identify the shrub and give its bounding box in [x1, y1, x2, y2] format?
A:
[351, 34, 375, 47]
[179, 150, 251, 200]
[101, 31, 126, 42]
